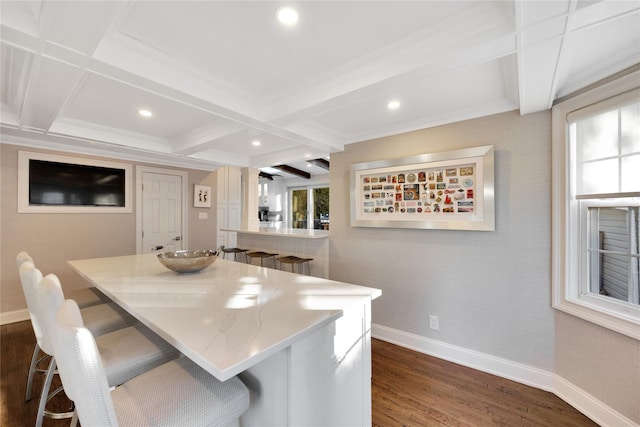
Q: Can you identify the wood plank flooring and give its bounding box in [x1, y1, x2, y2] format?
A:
[1, 320, 599, 426]
[372, 339, 598, 427]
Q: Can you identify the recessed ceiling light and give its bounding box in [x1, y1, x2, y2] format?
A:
[387, 100, 400, 110]
[306, 163, 312, 167]
[138, 109, 153, 117]
[276, 6, 299, 26]
[252, 140, 261, 147]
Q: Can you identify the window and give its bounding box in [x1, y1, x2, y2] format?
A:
[552, 72, 640, 339]
[289, 185, 330, 230]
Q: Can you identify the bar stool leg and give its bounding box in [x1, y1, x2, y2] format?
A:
[25, 343, 40, 401]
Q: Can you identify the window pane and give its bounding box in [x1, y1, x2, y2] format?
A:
[577, 110, 619, 161]
[589, 207, 629, 253]
[622, 154, 640, 192]
[582, 159, 618, 194]
[312, 187, 330, 230]
[587, 206, 639, 305]
[291, 189, 308, 229]
[621, 102, 640, 155]
[594, 253, 632, 302]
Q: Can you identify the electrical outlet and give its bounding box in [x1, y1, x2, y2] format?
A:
[429, 315, 439, 330]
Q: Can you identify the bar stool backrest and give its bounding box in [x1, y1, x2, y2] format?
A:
[43, 281, 119, 425]
[16, 251, 34, 268]
[18, 261, 47, 353]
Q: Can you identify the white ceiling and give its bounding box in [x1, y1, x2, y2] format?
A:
[1, 1, 639, 177]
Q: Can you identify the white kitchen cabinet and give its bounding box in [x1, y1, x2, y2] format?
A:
[268, 179, 284, 212]
[216, 166, 242, 248]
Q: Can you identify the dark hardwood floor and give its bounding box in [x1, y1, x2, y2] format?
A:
[1, 320, 598, 426]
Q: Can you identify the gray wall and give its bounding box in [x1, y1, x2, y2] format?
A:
[329, 109, 639, 423]
[1, 143, 217, 313]
[330, 110, 555, 370]
[556, 312, 640, 422]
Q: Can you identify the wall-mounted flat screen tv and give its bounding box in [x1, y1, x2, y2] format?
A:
[29, 159, 126, 207]
[18, 151, 132, 213]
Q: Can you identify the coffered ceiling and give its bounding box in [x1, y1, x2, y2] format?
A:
[1, 1, 639, 176]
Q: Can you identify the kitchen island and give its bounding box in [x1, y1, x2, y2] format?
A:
[223, 226, 330, 278]
[69, 253, 380, 426]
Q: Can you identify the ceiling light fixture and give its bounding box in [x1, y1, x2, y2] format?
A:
[387, 100, 400, 110]
[276, 6, 299, 26]
[252, 140, 261, 147]
[138, 109, 153, 117]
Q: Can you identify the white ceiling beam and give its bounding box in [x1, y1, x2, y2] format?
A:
[171, 122, 247, 155]
[186, 149, 250, 168]
[516, 1, 576, 114]
[93, 33, 262, 121]
[88, 38, 341, 154]
[0, 125, 221, 171]
[49, 117, 172, 153]
[264, 2, 511, 125]
[3, 5, 347, 157]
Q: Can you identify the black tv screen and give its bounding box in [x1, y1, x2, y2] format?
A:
[29, 159, 126, 207]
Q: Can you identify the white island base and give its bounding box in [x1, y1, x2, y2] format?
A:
[240, 299, 372, 426]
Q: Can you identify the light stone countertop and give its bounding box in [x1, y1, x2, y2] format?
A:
[69, 253, 380, 381]
[222, 226, 329, 239]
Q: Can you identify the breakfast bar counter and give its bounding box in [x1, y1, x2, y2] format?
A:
[223, 226, 330, 277]
[69, 253, 381, 426]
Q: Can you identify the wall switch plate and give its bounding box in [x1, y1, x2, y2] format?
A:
[429, 315, 439, 330]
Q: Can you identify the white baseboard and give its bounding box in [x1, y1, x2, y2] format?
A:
[554, 375, 637, 427]
[372, 323, 554, 391]
[0, 308, 30, 325]
[372, 323, 633, 427]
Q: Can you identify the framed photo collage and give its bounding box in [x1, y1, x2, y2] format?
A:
[350, 145, 495, 231]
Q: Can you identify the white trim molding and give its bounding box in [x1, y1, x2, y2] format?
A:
[372, 323, 634, 427]
[554, 375, 638, 427]
[0, 309, 30, 325]
[372, 323, 554, 391]
[551, 70, 640, 340]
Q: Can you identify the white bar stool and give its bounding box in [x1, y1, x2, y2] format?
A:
[49, 297, 250, 427]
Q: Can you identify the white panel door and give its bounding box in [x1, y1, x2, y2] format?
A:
[142, 172, 183, 254]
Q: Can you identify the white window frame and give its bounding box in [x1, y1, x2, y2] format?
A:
[287, 183, 329, 229]
[552, 70, 640, 340]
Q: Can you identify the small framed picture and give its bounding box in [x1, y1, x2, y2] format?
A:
[194, 185, 211, 208]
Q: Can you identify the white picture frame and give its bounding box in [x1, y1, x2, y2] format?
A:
[350, 145, 495, 231]
[194, 184, 211, 208]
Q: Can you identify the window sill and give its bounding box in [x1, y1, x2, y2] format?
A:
[553, 295, 640, 340]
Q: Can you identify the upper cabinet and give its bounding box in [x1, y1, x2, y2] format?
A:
[258, 182, 269, 207]
[258, 178, 284, 211]
[268, 180, 284, 212]
[217, 166, 242, 205]
[216, 166, 242, 248]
